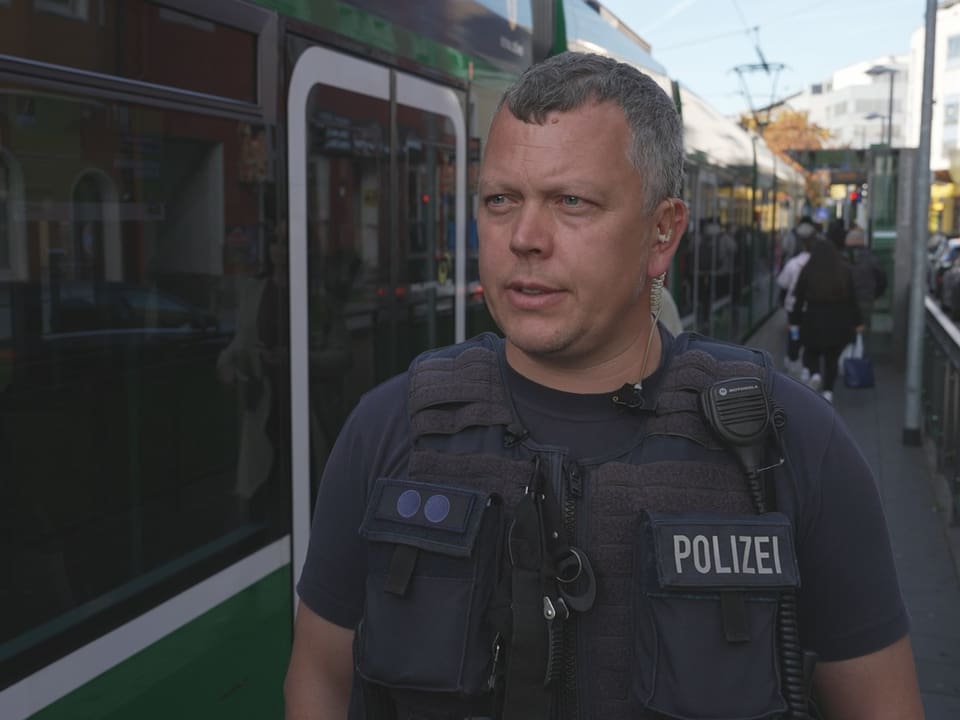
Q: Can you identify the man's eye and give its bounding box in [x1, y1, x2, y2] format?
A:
[562, 196, 582, 207]
[487, 194, 507, 206]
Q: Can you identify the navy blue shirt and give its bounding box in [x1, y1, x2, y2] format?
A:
[297, 331, 908, 662]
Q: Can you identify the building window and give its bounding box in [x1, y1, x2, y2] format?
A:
[833, 101, 848, 117]
[33, 0, 88, 19]
[949, 35, 960, 68]
[949, 35, 960, 59]
[944, 97, 959, 155]
[945, 96, 959, 126]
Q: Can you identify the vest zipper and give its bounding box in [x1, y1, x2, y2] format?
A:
[559, 462, 582, 720]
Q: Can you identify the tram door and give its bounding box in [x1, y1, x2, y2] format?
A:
[286, 46, 466, 597]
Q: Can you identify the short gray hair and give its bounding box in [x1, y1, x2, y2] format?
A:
[498, 52, 684, 213]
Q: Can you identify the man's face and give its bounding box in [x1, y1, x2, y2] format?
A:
[477, 101, 666, 369]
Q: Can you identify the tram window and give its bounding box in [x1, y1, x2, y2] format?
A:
[304, 84, 389, 468]
[397, 103, 459, 355]
[0, 0, 257, 103]
[301, 80, 470, 495]
[0, 83, 280, 686]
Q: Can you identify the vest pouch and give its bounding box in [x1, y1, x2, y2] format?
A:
[357, 477, 503, 697]
[632, 511, 800, 720]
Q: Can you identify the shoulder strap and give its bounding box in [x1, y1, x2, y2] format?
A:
[406, 333, 513, 440]
[672, 331, 774, 391]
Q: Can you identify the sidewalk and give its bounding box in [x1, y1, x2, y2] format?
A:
[745, 310, 960, 718]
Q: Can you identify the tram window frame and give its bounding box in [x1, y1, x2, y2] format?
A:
[156, 0, 280, 118]
[0, 0, 278, 116]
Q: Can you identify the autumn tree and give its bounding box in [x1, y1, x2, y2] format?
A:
[740, 109, 833, 204]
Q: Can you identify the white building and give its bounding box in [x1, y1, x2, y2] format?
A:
[786, 55, 910, 150]
[769, 1, 960, 233]
[906, 0, 960, 178]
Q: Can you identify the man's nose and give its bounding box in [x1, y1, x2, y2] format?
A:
[509, 203, 554, 257]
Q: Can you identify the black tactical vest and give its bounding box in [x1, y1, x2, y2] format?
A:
[353, 332, 803, 720]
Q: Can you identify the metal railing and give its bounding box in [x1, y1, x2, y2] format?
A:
[923, 296, 960, 521]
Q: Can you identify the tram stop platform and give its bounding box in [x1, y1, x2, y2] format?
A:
[744, 309, 960, 717]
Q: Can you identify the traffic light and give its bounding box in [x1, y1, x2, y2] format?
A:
[849, 189, 861, 203]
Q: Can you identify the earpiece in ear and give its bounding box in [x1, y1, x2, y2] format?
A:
[657, 230, 671, 244]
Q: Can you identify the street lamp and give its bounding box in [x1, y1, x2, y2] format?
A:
[865, 64, 896, 147]
[865, 112, 887, 146]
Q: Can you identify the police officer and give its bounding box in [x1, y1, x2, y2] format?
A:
[284, 52, 923, 720]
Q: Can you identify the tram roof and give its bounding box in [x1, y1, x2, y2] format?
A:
[678, 84, 804, 187]
[562, 0, 667, 77]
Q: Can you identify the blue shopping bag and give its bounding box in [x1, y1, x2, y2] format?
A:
[843, 334, 874, 389]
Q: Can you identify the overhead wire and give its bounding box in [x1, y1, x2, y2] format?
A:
[640, 0, 911, 118]
[653, 0, 902, 51]
[729, 0, 771, 73]
[657, 26, 757, 51]
[727, 0, 774, 120]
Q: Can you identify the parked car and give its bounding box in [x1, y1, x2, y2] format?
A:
[929, 237, 960, 300]
[52, 282, 219, 335]
[941, 257, 960, 320]
[928, 232, 949, 261]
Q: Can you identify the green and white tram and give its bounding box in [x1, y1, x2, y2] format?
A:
[0, 1, 801, 717]
[0, 1, 538, 717]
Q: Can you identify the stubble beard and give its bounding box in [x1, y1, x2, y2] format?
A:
[488, 275, 651, 365]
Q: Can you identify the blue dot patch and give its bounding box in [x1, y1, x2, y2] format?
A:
[396, 489, 421, 518]
[373, 479, 476, 534]
[424, 494, 451, 524]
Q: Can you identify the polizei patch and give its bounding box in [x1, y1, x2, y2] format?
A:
[646, 512, 799, 589]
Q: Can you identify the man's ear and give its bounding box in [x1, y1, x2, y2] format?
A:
[648, 198, 689, 279]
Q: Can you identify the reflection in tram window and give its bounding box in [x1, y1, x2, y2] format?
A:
[304, 84, 465, 471]
[71, 173, 109, 283]
[216, 222, 292, 532]
[2, 0, 258, 102]
[301, 73, 501, 502]
[306, 83, 389, 455]
[398, 103, 459, 353]
[0, 157, 9, 271]
[0, 84, 278, 686]
[34, 0, 89, 21]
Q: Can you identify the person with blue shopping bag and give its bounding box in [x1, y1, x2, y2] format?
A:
[793, 239, 863, 403]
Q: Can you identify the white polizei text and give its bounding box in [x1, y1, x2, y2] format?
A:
[672, 534, 783, 576]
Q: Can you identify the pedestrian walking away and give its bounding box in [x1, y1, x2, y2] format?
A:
[283, 51, 924, 720]
[793, 238, 864, 404]
[827, 217, 847, 251]
[776, 219, 817, 379]
[845, 223, 888, 354]
[779, 214, 816, 269]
